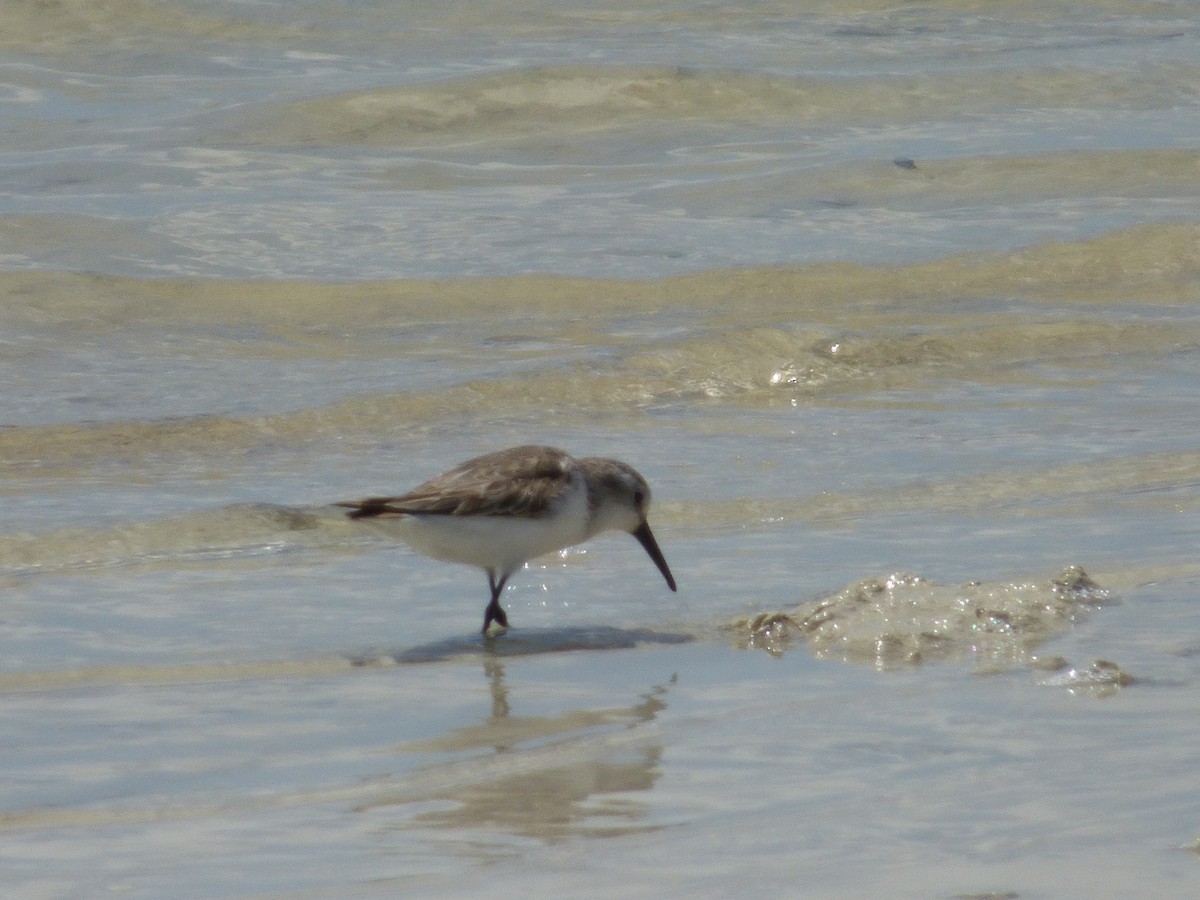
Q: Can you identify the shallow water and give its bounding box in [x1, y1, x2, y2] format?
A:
[3, 1, 1200, 897]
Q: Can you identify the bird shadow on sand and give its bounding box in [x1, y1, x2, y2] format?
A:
[350, 625, 694, 665]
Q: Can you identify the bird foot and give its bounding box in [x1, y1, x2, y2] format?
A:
[483, 620, 509, 639]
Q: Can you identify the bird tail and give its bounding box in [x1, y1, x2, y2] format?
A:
[334, 499, 399, 519]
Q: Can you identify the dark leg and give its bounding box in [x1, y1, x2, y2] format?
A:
[482, 570, 510, 635]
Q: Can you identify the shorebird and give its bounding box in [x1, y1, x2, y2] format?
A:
[336, 445, 676, 635]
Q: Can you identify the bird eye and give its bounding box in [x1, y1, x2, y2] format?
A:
[633, 489, 646, 506]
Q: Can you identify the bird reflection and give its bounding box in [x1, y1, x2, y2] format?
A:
[397, 650, 675, 843]
[483, 652, 510, 723]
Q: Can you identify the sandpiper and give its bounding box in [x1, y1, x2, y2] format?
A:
[336, 445, 676, 635]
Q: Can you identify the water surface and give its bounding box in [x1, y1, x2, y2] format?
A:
[2, 1, 1200, 897]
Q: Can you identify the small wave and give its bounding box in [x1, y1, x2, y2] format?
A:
[733, 565, 1111, 670]
[230, 63, 1200, 149]
[2, 223, 1197, 468]
[0, 502, 349, 578]
[0, 654, 354, 695]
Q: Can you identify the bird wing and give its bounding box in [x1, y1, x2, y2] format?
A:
[336, 445, 575, 519]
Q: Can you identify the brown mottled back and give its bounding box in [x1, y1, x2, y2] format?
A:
[336, 445, 574, 520]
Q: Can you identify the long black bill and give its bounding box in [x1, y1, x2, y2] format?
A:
[632, 520, 677, 592]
